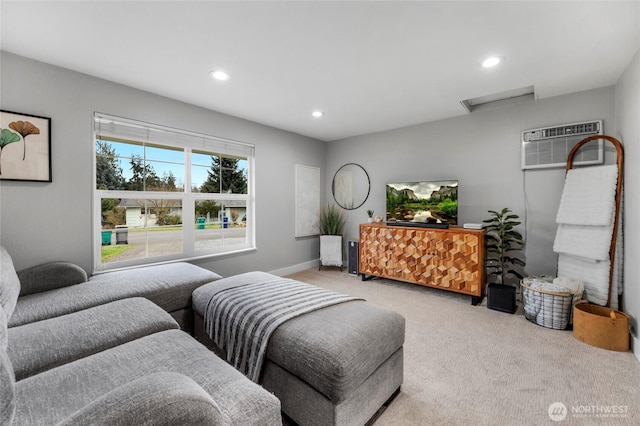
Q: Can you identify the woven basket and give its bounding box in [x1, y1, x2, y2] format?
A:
[521, 280, 581, 330]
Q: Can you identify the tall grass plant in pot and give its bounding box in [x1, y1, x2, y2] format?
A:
[318, 203, 346, 270]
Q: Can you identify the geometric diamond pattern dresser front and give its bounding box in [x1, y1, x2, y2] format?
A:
[359, 223, 486, 300]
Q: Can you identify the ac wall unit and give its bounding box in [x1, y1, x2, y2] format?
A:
[521, 120, 603, 170]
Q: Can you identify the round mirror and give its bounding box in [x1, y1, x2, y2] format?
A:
[332, 163, 370, 210]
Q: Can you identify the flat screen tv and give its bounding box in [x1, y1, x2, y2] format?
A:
[386, 180, 458, 227]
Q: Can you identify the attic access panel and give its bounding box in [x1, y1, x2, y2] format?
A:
[521, 120, 603, 170]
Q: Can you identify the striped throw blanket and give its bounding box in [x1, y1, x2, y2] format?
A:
[203, 276, 362, 382]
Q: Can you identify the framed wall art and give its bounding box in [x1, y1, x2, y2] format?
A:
[0, 110, 51, 182]
[294, 164, 320, 237]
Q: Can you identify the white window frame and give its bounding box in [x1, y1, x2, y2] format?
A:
[93, 113, 255, 272]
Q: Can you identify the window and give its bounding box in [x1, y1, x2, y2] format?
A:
[94, 113, 255, 270]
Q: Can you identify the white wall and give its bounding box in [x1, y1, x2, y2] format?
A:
[327, 87, 616, 280]
[0, 52, 326, 277]
[615, 50, 640, 360]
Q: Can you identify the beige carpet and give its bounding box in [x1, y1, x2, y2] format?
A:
[286, 268, 640, 426]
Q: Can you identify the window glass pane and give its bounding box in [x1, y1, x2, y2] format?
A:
[193, 151, 220, 194]
[145, 198, 183, 257]
[96, 140, 139, 190]
[96, 140, 185, 192]
[100, 197, 139, 264]
[106, 139, 144, 159]
[192, 151, 214, 167]
[193, 152, 248, 194]
[100, 197, 126, 229]
[221, 156, 248, 194]
[101, 198, 182, 265]
[124, 155, 148, 191]
[145, 144, 183, 162]
[195, 199, 247, 251]
[103, 140, 144, 189]
[145, 160, 184, 192]
[191, 163, 211, 193]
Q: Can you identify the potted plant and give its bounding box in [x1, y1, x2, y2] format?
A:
[366, 209, 375, 223]
[483, 207, 526, 313]
[318, 203, 346, 270]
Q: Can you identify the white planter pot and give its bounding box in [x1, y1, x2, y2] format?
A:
[320, 235, 343, 268]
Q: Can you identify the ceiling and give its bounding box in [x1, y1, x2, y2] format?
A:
[1, 1, 639, 142]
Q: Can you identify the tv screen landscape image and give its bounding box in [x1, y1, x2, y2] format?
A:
[386, 180, 458, 226]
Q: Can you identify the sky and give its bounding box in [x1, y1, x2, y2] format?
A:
[98, 139, 247, 189]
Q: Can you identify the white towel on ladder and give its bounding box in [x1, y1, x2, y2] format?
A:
[554, 165, 622, 308]
[557, 254, 610, 307]
[556, 164, 618, 226]
[553, 223, 612, 261]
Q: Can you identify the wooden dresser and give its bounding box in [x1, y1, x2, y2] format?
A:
[358, 223, 486, 304]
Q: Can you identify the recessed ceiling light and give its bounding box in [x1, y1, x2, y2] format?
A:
[482, 56, 503, 68]
[210, 70, 229, 81]
[312, 111, 324, 118]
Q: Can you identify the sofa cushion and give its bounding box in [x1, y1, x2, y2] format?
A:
[0, 350, 15, 426]
[266, 301, 405, 403]
[13, 329, 281, 426]
[0, 247, 21, 319]
[1, 306, 16, 426]
[9, 262, 221, 327]
[57, 372, 224, 426]
[0, 305, 7, 349]
[8, 297, 179, 381]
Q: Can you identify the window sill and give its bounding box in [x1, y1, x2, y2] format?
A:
[93, 246, 257, 274]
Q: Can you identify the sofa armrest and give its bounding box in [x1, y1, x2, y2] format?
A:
[56, 372, 225, 426]
[17, 262, 88, 296]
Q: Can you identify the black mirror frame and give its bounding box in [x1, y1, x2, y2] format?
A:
[332, 163, 371, 210]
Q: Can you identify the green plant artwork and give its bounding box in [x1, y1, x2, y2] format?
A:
[0, 111, 50, 182]
[0, 128, 21, 175]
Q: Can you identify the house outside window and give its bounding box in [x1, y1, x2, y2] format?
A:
[94, 113, 255, 271]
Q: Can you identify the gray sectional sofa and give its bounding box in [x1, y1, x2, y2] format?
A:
[1, 247, 282, 425]
[10, 258, 221, 331]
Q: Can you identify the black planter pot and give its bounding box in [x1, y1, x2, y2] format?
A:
[487, 283, 517, 314]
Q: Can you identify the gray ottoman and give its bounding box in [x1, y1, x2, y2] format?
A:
[192, 271, 405, 426]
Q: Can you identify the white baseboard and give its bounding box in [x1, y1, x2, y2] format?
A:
[633, 335, 640, 363]
[269, 258, 320, 277]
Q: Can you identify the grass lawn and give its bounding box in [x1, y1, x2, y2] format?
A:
[101, 244, 134, 262]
